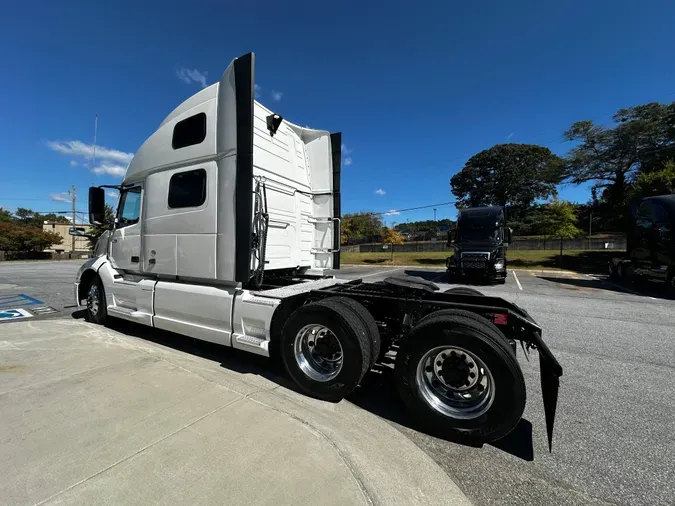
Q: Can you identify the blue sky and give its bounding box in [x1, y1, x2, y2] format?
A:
[2, 0, 675, 226]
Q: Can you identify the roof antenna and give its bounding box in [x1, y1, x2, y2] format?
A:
[91, 114, 98, 187]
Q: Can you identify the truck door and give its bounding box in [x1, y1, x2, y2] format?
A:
[650, 203, 673, 282]
[110, 186, 142, 272]
[632, 201, 653, 277]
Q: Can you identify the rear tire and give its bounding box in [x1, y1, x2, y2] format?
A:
[318, 297, 381, 368]
[280, 299, 372, 402]
[416, 308, 512, 351]
[395, 312, 525, 445]
[617, 263, 624, 279]
[444, 287, 484, 297]
[667, 270, 675, 295]
[86, 275, 108, 325]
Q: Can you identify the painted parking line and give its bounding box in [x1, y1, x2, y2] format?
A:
[512, 271, 523, 290]
[357, 268, 404, 279]
[0, 293, 44, 309]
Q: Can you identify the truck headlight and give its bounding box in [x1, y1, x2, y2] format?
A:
[495, 259, 505, 270]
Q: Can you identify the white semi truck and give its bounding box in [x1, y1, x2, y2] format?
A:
[73, 52, 562, 448]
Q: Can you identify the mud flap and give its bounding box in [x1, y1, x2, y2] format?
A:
[539, 353, 560, 452]
[531, 332, 563, 452]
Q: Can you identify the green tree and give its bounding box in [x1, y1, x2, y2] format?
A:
[340, 212, 383, 245]
[0, 222, 63, 252]
[12, 208, 70, 228]
[540, 198, 582, 258]
[564, 102, 675, 224]
[0, 208, 13, 223]
[614, 102, 675, 174]
[632, 160, 675, 198]
[394, 219, 454, 240]
[43, 213, 71, 225]
[87, 204, 115, 250]
[450, 144, 564, 209]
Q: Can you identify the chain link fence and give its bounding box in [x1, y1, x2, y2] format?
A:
[342, 234, 626, 253]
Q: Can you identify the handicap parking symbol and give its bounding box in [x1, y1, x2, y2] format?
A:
[0, 308, 33, 320]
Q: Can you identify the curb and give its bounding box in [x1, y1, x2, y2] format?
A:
[22, 320, 472, 506]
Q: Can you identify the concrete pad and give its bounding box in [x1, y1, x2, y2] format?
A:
[0, 320, 469, 506]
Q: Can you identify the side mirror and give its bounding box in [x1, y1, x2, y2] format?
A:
[505, 227, 512, 244]
[88, 187, 105, 225]
[447, 230, 455, 245]
[68, 226, 87, 237]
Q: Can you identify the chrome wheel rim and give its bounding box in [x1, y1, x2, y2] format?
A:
[87, 284, 100, 316]
[416, 346, 495, 419]
[294, 324, 343, 382]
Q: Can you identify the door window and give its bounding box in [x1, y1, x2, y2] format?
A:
[117, 187, 141, 227]
[636, 202, 653, 233]
[652, 204, 672, 243]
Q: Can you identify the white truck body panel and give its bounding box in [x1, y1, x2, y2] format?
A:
[75, 52, 342, 359]
[122, 56, 337, 280]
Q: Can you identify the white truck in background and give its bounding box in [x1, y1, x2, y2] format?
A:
[73, 52, 563, 448]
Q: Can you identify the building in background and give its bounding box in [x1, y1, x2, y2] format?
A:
[42, 222, 92, 253]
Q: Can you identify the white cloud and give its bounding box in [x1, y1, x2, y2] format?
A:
[375, 188, 386, 196]
[46, 140, 132, 178]
[384, 210, 400, 216]
[92, 164, 127, 178]
[506, 132, 514, 140]
[106, 191, 119, 199]
[254, 84, 262, 98]
[341, 144, 353, 166]
[46, 140, 133, 165]
[271, 90, 283, 102]
[176, 67, 208, 88]
[50, 192, 70, 203]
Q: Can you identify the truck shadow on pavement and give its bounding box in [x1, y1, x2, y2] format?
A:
[71, 311, 535, 461]
[539, 275, 675, 300]
[349, 365, 535, 462]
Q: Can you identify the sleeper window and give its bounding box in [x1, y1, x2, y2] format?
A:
[172, 113, 207, 149]
[168, 169, 207, 208]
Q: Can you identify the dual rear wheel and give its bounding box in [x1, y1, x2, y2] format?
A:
[280, 295, 526, 444]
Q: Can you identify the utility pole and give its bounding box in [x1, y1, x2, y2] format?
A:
[71, 185, 76, 252]
[588, 210, 592, 250]
[434, 208, 437, 221]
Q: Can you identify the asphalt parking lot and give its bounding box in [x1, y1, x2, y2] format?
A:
[2, 260, 675, 505]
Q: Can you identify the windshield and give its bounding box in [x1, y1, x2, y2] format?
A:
[457, 223, 501, 243]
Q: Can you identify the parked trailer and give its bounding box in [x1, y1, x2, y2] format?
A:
[73, 52, 562, 448]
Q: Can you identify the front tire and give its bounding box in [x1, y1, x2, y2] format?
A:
[280, 299, 372, 402]
[86, 275, 108, 325]
[395, 312, 525, 445]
